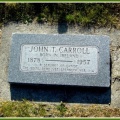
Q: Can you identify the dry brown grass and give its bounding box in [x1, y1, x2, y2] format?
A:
[0, 100, 120, 117]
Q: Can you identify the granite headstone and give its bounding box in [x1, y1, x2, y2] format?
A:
[8, 34, 110, 87]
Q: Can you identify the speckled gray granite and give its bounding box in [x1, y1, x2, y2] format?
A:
[8, 34, 110, 87]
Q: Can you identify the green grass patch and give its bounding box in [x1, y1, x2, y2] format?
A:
[0, 3, 120, 29]
[0, 100, 120, 117]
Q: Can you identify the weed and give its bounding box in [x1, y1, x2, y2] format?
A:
[57, 101, 67, 117]
[66, 14, 75, 24]
[37, 13, 47, 23]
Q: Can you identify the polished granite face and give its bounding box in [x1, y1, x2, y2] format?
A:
[8, 34, 110, 87]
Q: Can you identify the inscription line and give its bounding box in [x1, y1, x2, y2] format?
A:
[46, 60, 73, 62]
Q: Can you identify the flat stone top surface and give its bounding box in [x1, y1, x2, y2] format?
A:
[8, 34, 110, 87]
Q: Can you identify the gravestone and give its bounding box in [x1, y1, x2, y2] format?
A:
[8, 34, 110, 87]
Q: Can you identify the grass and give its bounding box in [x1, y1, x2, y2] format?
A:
[57, 101, 67, 117]
[0, 3, 120, 29]
[0, 100, 120, 117]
